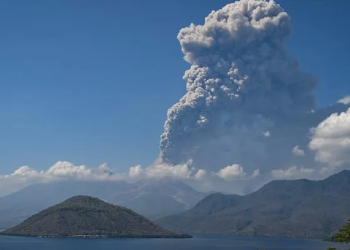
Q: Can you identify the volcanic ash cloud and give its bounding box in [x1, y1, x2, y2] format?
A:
[160, 0, 317, 171]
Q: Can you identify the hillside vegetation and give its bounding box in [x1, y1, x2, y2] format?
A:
[1, 196, 190, 238]
[157, 170, 350, 239]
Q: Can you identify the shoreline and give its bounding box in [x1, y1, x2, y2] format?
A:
[0, 233, 193, 239]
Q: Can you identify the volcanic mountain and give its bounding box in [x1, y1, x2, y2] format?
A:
[1, 196, 190, 238]
[0, 179, 206, 229]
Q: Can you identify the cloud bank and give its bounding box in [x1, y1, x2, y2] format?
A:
[0, 160, 266, 196]
[0, 161, 210, 196]
[271, 166, 315, 180]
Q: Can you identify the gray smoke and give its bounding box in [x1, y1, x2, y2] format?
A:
[160, 0, 317, 172]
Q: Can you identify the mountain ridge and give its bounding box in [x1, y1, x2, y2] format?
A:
[157, 170, 350, 239]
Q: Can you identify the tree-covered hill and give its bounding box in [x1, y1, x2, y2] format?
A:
[1, 196, 190, 238]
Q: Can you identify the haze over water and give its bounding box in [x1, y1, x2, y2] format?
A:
[0, 236, 347, 250]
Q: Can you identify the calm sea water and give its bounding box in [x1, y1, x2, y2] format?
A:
[0, 235, 347, 250]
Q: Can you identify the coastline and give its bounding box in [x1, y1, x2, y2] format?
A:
[0, 233, 193, 239]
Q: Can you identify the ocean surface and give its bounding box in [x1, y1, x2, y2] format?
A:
[0, 235, 347, 250]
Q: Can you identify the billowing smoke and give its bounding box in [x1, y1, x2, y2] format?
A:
[160, 0, 317, 172]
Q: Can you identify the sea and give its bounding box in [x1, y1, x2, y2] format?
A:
[0, 235, 348, 250]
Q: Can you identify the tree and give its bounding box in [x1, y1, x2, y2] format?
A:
[333, 219, 350, 243]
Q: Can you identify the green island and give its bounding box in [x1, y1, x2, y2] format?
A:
[0, 195, 191, 239]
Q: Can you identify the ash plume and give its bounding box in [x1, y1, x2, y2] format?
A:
[159, 0, 317, 172]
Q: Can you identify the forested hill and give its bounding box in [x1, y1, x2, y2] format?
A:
[1, 196, 190, 238]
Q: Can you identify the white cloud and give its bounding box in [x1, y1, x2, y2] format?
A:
[263, 131, 271, 137]
[252, 169, 260, 178]
[194, 169, 207, 180]
[215, 164, 246, 181]
[128, 165, 144, 179]
[213, 165, 260, 181]
[47, 162, 91, 178]
[128, 161, 204, 180]
[292, 145, 305, 156]
[0, 160, 207, 196]
[144, 161, 194, 179]
[338, 95, 350, 105]
[309, 107, 350, 167]
[0, 161, 131, 196]
[271, 166, 315, 180]
[11, 166, 40, 177]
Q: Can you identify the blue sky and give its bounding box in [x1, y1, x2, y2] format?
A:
[0, 0, 349, 174]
